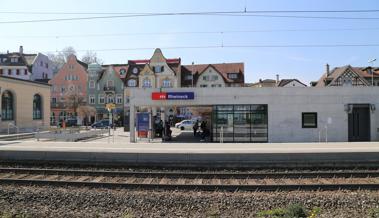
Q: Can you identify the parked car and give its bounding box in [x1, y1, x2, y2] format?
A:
[57, 118, 78, 127]
[91, 119, 113, 129]
[66, 118, 78, 127]
[175, 120, 195, 130]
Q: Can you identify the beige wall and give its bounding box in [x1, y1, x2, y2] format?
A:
[196, 67, 225, 88]
[0, 77, 50, 132]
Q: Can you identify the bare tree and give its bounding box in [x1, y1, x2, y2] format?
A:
[77, 105, 97, 126]
[64, 91, 85, 115]
[48, 46, 77, 74]
[81, 50, 103, 65]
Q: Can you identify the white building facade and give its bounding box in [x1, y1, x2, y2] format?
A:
[129, 87, 379, 143]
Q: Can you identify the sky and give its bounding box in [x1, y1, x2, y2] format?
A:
[0, 0, 379, 84]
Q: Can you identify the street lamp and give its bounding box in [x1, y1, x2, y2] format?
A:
[368, 58, 377, 86]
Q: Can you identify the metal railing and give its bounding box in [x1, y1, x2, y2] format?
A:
[7, 123, 19, 137]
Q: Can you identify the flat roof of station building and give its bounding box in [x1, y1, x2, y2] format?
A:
[128, 86, 379, 108]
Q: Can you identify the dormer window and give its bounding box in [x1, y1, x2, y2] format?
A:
[154, 66, 164, 73]
[120, 68, 127, 75]
[127, 79, 137, 87]
[228, 73, 238, 79]
[10, 58, 18, 63]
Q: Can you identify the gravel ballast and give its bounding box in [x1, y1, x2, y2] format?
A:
[0, 185, 378, 217]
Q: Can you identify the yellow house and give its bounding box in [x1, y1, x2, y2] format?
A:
[0, 76, 50, 133]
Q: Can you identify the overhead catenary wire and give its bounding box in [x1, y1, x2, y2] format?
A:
[39, 43, 379, 54]
[1, 10, 379, 24]
[2, 27, 379, 39]
[1, 9, 379, 15]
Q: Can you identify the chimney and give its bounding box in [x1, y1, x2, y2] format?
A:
[276, 74, 279, 84]
[325, 63, 330, 76]
[19, 46, 23, 54]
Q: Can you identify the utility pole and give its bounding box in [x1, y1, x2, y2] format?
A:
[368, 58, 377, 86]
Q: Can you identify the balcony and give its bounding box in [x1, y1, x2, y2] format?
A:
[103, 86, 115, 93]
[51, 102, 65, 108]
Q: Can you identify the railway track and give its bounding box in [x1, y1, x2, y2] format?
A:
[0, 167, 378, 191]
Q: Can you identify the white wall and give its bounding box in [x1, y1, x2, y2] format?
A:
[129, 87, 379, 143]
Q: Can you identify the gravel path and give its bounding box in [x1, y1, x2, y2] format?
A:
[0, 185, 378, 217]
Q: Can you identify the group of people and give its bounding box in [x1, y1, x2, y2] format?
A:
[154, 119, 172, 141]
[193, 120, 210, 142]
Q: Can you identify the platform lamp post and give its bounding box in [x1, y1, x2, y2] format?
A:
[368, 58, 377, 86]
[191, 61, 194, 87]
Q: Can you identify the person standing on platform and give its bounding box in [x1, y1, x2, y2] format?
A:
[193, 120, 199, 136]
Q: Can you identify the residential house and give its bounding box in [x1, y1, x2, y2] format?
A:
[277, 79, 307, 87]
[249, 75, 306, 88]
[87, 64, 124, 124]
[248, 79, 277, 88]
[312, 64, 379, 87]
[181, 63, 244, 88]
[0, 46, 52, 82]
[123, 48, 181, 130]
[50, 54, 88, 125]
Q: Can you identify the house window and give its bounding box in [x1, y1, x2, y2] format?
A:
[302, 112, 317, 128]
[107, 95, 114, 103]
[99, 95, 105, 104]
[162, 79, 171, 88]
[127, 79, 137, 87]
[24, 69, 27, 75]
[10, 58, 18, 63]
[120, 68, 126, 75]
[185, 75, 193, 80]
[16, 69, 20, 75]
[154, 66, 163, 73]
[40, 61, 43, 66]
[203, 75, 209, 81]
[89, 95, 95, 104]
[212, 75, 218, 81]
[33, 94, 42, 120]
[8, 69, 11, 75]
[89, 80, 95, 88]
[52, 97, 57, 103]
[228, 73, 238, 79]
[2, 91, 14, 120]
[200, 84, 208, 88]
[107, 80, 114, 87]
[142, 79, 152, 88]
[0, 69, 3, 75]
[116, 95, 122, 104]
[45, 63, 48, 68]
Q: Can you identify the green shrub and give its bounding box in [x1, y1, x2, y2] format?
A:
[369, 208, 379, 218]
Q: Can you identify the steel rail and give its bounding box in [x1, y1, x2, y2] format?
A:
[0, 178, 378, 191]
[0, 167, 378, 179]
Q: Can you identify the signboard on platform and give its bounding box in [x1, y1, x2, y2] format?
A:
[136, 112, 149, 138]
[152, 92, 194, 100]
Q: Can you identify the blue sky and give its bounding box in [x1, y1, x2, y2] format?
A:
[0, 0, 379, 84]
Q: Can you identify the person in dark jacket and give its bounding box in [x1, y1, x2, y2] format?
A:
[193, 120, 199, 136]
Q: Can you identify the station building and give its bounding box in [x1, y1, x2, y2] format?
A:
[0, 76, 50, 133]
[128, 87, 379, 143]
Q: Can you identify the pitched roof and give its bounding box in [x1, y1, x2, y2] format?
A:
[23, 54, 37, 66]
[315, 65, 375, 87]
[182, 62, 244, 84]
[278, 79, 307, 87]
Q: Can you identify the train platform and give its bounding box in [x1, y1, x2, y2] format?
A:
[0, 141, 379, 168]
